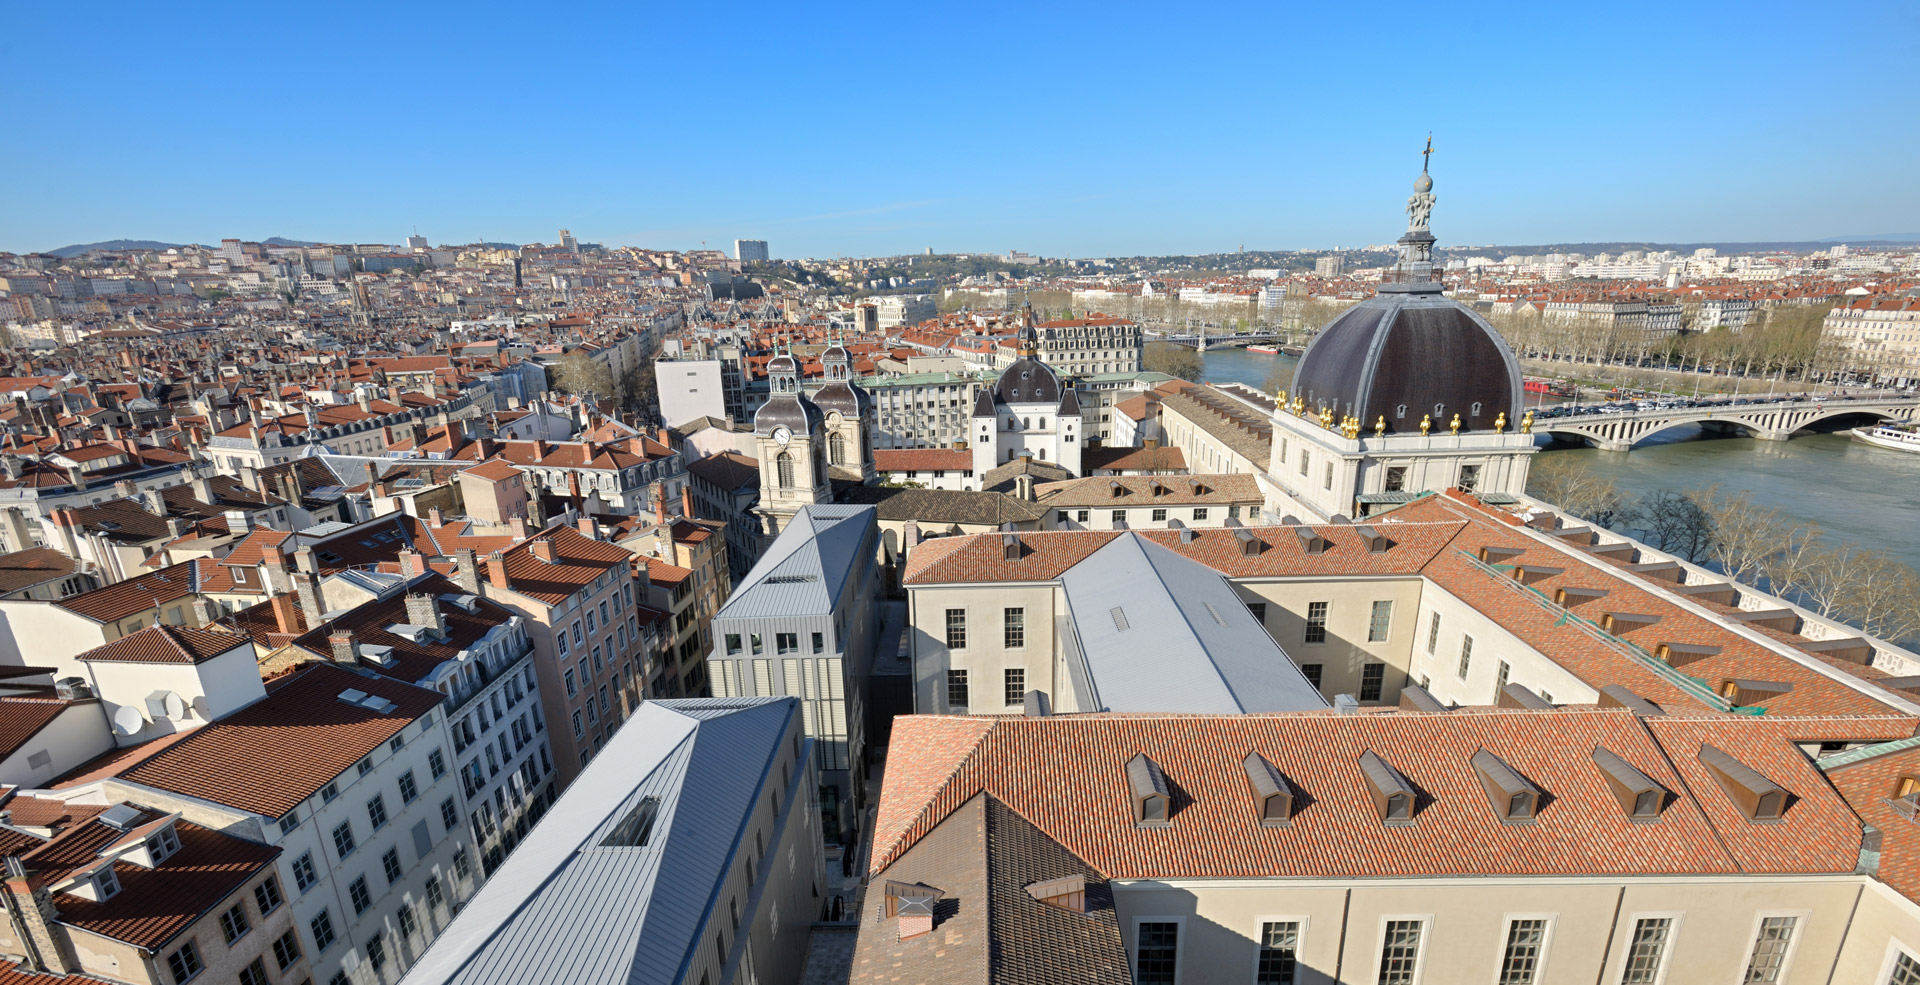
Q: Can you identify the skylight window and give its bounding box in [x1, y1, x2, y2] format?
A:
[600, 796, 661, 848]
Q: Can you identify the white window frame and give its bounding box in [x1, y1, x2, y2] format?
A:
[1735, 909, 1807, 985]
[1878, 936, 1920, 985]
[1490, 913, 1557, 985]
[1250, 914, 1310, 985]
[1617, 911, 1683, 985]
[1131, 914, 1187, 985]
[1372, 913, 1433, 985]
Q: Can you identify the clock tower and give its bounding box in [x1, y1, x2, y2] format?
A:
[752, 348, 830, 540]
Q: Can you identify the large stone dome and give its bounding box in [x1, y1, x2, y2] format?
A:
[1291, 291, 1522, 433]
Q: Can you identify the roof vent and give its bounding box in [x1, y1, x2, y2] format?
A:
[1001, 533, 1022, 561]
[1186, 477, 1207, 496]
[1294, 527, 1326, 555]
[1398, 685, 1448, 713]
[1108, 479, 1124, 498]
[1596, 685, 1664, 716]
[883, 881, 941, 940]
[1358, 750, 1417, 826]
[1170, 518, 1194, 543]
[1023, 690, 1051, 717]
[1110, 607, 1129, 631]
[1356, 525, 1390, 553]
[1279, 514, 1302, 526]
[1242, 752, 1294, 827]
[1673, 582, 1739, 606]
[1699, 744, 1788, 821]
[98, 804, 144, 832]
[1328, 513, 1352, 525]
[1126, 753, 1172, 828]
[1025, 874, 1087, 913]
[359, 694, 398, 715]
[1333, 693, 1360, 714]
[1471, 749, 1542, 824]
[1479, 545, 1525, 564]
[1234, 527, 1263, 557]
[1592, 747, 1668, 821]
[359, 644, 397, 667]
[337, 688, 369, 705]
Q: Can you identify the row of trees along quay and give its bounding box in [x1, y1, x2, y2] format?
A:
[1528, 455, 1920, 645]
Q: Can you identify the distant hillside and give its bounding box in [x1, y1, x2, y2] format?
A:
[46, 239, 183, 257]
[263, 236, 318, 247]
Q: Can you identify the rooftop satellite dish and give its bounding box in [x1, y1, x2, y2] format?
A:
[163, 691, 186, 720]
[112, 705, 146, 737]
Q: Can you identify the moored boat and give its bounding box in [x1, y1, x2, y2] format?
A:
[1850, 423, 1920, 453]
[1246, 344, 1280, 354]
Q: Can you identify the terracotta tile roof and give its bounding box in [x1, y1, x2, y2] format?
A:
[460, 457, 522, 482]
[873, 710, 1883, 882]
[50, 818, 280, 950]
[53, 560, 203, 623]
[0, 548, 80, 592]
[0, 697, 76, 760]
[873, 448, 973, 472]
[1035, 473, 1261, 508]
[1080, 444, 1185, 472]
[111, 663, 442, 818]
[289, 573, 520, 685]
[485, 524, 634, 605]
[686, 451, 759, 492]
[75, 625, 251, 666]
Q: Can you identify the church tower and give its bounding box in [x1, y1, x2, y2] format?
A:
[752, 348, 830, 540]
[813, 337, 876, 485]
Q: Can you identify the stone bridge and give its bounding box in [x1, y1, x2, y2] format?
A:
[1143, 330, 1286, 351]
[1540, 395, 1920, 451]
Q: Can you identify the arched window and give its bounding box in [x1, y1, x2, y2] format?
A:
[829, 432, 846, 465]
[776, 452, 794, 489]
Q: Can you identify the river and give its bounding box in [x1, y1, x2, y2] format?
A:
[1198, 345, 1920, 572]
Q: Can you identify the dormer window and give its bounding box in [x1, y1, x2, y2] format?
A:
[1471, 750, 1541, 824]
[1699, 744, 1788, 821]
[95, 867, 121, 900]
[1025, 874, 1087, 913]
[1358, 750, 1417, 826]
[1127, 753, 1172, 827]
[1592, 747, 1668, 821]
[1243, 752, 1295, 826]
[147, 824, 182, 863]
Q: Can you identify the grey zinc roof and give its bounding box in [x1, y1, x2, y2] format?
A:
[400, 697, 796, 985]
[1059, 534, 1327, 714]
[718, 505, 874, 619]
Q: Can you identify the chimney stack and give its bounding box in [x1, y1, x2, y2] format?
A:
[454, 547, 480, 594]
[681, 485, 695, 519]
[577, 516, 598, 540]
[404, 593, 447, 639]
[269, 591, 301, 636]
[328, 631, 359, 664]
[509, 516, 528, 541]
[293, 547, 325, 621]
[486, 552, 509, 589]
[530, 539, 556, 563]
[397, 549, 425, 579]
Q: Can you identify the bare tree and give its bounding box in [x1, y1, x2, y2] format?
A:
[1526, 455, 1625, 527]
[1620, 489, 1715, 563]
[1695, 486, 1788, 584]
[1143, 342, 1203, 381]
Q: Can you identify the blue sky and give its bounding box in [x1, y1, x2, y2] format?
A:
[4, 0, 1915, 257]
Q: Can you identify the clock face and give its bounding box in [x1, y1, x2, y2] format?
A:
[772, 426, 792, 446]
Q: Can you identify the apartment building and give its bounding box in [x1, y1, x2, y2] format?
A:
[47, 663, 480, 985]
[1825, 297, 1920, 384]
[474, 522, 648, 786]
[1157, 384, 1274, 477]
[865, 370, 985, 450]
[1033, 314, 1142, 377]
[0, 795, 309, 985]
[400, 697, 825, 985]
[284, 573, 557, 879]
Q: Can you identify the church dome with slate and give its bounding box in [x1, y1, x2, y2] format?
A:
[992, 304, 1065, 406]
[812, 339, 869, 417]
[1291, 160, 1522, 433]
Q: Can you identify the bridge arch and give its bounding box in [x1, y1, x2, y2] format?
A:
[1539, 403, 1911, 451]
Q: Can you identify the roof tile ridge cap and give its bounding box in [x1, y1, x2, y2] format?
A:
[870, 718, 994, 876]
[1634, 710, 1746, 873]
